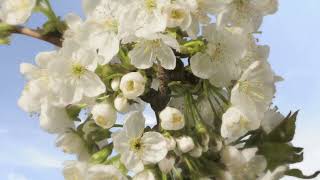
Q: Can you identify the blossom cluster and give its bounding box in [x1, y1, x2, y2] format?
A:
[1, 0, 318, 179]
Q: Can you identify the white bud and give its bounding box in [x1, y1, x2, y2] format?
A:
[114, 95, 130, 113]
[165, 136, 176, 151]
[158, 156, 175, 174]
[120, 72, 146, 99]
[111, 77, 121, 91]
[189, 145, 203, 158]
[176, 136, 195, 153]
[160, 107, 185, 130]
[92, 103, 117, 129]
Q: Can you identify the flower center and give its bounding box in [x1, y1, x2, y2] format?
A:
[104, 19, 118, 33]
[172, 113, 183, 124]
[96, 116, 107, 127]
[210, 42, 225, 61]
[170, 9, 185, 19]
[126, 80, 135, 91]
[239, 115, 249, 129]
[238, 80, 265, 101]
[130, 138, 142, 151]
[71, 64, 86, 78]
[145, 0, 156, 11]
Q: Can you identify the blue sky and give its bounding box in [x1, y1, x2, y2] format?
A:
[0, 0, 319, 179]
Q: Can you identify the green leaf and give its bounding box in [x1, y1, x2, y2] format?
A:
[258, 142, 304, 170]
[66, 104, 86, 121]
[42, 18, 66, 35]
[286, 169, 320, 179]
[266, 111, 298, 143]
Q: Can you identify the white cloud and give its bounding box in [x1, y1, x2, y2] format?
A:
[7, 173, 28, 180]
[0, 145, 67, 170]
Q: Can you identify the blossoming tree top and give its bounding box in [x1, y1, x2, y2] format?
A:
[0, 0, 319, 179]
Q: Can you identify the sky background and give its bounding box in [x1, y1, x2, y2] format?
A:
[0, 0, 319, 179]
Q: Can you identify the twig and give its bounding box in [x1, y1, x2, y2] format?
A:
[11, 26, 62, 47]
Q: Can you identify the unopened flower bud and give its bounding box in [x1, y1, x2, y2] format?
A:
[92, 103, 117, 129]
[160, 107, 185, 130]
[158, 156, 175, 174]
[120, 72, 146, 99]
[114, 95, 130, 113]
[176, 136, 195, 153]
[189, 145, 203, 158]
[111, 77, 120, 91]
[165, 136, 176, 151]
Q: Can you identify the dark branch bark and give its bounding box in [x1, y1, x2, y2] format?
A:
[11, 26, 63, 47]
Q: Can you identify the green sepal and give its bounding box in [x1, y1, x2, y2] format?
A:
[285, 169, 320, 179]
[258, 142, 303, 170]
[265, 111, 298, 143]
[89, 145, 113, 164]
[41, 18, 67, 35]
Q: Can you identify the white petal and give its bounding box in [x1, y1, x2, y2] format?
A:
[65, 13, 83, 30]
[82, 0, 101, 16]
[190, 53, 213, 79]
[129, 43, 155, 69]
[80, 72, 106, 98]
[124, 111, 145, 138]
[112, 131, 130, 154]
[40, 102, 74, 134]
[141, 132, 168, 163]
[157, 42, 176, 70]
[121, 150, 144, 173]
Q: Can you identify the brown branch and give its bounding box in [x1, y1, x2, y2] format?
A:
[11, 26, 63, 47]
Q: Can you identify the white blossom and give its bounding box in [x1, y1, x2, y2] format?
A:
[163, 2, 192, 31]
[191, 24, 247, 87]
[48, 40, 106, 105]
[231, 61, 276, 119]
[221, 146, 267, 180]
[120, 72, 146, 99]
[217, 0, 278, 32]
[112, 111, 168, 173]
[91, 103, 117, 129]
[128, 33, 180, 70]
[160, 107, 185, 130]
[221, 106, 259, 141]
[0, 0, 35, 25]
[176, 136, 195, 153]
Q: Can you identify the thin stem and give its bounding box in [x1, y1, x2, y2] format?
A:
[11, 26, 62, 47]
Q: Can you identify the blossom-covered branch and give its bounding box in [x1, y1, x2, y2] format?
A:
[2, 0, 319, 179]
